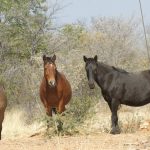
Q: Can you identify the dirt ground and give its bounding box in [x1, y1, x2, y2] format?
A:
[0, 131, 150, 150]
[1, 105, 150, 150]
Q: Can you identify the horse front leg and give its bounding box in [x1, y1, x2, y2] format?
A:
[0, 111, 4, 140]
[41, 98, 52, 117]
[110, 98, 120, 134]
[58, 99, 66, 114]
[45, 106, 53, 129]
[46, 106, 52, 117]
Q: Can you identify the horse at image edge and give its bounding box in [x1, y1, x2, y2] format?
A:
[83, 55, 150, 134]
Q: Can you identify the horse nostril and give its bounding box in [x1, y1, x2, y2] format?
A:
[89, 83, 95, 89]
[49, 80, 56, 86]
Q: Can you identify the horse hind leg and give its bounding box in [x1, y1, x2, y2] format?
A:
[52, 108, 57, 115]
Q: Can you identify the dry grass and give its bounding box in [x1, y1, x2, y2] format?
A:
[2, 108, 44, 139]
[83, 99, 150, 134]
[1, 100, 150, 150]
[2, 100, 150, 140]
[0, 132, 149, 150]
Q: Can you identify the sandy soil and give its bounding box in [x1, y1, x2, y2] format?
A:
[0, 131, 150, 150]
[1, 104, 150, 150]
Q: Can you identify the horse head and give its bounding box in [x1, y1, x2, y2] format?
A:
[83, 55, 98, 89]
[43, 54, 57, 88]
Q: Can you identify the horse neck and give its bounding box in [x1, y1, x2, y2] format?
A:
[55, 69, 60, 82]
[95, 62, 113, 87]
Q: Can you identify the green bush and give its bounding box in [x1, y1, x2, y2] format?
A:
[45, 95, 99, 137]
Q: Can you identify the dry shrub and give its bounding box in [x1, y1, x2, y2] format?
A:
[45, 95, 100, 137]
[82, 102, 150, 134]
[1, 16, 150, 138]
[2, 108, 44, 139]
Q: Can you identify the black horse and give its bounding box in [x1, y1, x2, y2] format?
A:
[83, 55, 150, 134]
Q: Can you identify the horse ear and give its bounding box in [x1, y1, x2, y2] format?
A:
[83, 56, 87, 62]
[43, 55, 46, 61]
[94, 55, 98, 62]
[52, 54, 56, 62]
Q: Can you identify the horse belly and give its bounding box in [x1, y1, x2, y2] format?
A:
[61, 81, 72, 105]
[121, 81, 150, 106]
[46, 95, 60, 107]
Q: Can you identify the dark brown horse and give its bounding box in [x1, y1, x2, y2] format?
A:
[0, 85, 7, 140]
[83, 55, 150, 134]
[40, 54, 72, 117]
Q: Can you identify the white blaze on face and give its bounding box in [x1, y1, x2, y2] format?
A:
[45, 63, 56, 87]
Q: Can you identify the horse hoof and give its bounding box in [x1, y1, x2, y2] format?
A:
[110, 129, 120, 134]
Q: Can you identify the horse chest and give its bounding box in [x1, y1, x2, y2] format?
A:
[45, 88, 63, 105]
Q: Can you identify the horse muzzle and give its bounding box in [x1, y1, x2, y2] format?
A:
[48, 80, 56, 87]
[88, 83, 95, 89]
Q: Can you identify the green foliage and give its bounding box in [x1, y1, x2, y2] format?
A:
[61, 24, 87, 50]
[0, 0, 50, 59]
[0, 3, 149, 137]
[45, 95, 99, 137]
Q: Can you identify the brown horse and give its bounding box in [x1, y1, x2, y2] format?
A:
[40, 54, 72, 117]
[0, 85, 7, 140]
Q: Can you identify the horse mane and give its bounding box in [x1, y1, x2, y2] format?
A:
[98, 62, 113, 71]
[97, 62, 128, 74]
[112, 66, 128, 74]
